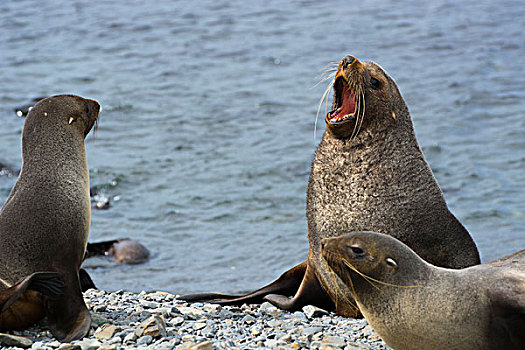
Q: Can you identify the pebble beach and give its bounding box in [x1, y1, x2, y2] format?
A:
[0, 289, 390, 350]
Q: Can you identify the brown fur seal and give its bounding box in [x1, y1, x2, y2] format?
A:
[85, 238, 150, 264]
[322, 231, 525, 350]
[180, 55, 480, 316]
[0, 95, 100, 341]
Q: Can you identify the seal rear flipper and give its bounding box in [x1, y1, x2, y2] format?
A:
[45, 276, 91, 342]
[0, 272, 64, 312]
[79, 269, 96, 292]
[180, 261, 308, 305]
[264, 263, 335, 312]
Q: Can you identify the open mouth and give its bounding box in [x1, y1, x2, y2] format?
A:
[326, 76, 357, 124]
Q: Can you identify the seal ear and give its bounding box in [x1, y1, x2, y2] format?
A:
[385, 257, 397, 269]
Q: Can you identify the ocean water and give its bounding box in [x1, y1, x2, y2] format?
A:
[0, 0, 523, 294]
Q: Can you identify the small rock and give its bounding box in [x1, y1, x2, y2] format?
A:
[98, 345, 117, 350]
[259, 302, 279, 315]
[0, 333, 33, 348]
[137, 315, 167, 338]
[90, 314, 110, 328]
[321, 335, 347, 348]
[73, 339, 101, 350]
[192, 341, 213, 350]
[57, 344, 81, 350]
[31, 341, 46, 349]
[241, 314, 256, 324]
[301, 326, 324, 337]
[303, 305, 329, 318]
[290, 311, 308, 322]
[47, 340, 62, 348]
[123, 332, 138, 344]
[171, 316, 185, 326]
[202, 304, 222, 314]
[94, 324, 120, 341]
[178, 306, 204, 316]
[192, 322, 206, 331]
[137, 335, 153, 345]
[175, 341, 195, 350]
[139, 300, 160, 309]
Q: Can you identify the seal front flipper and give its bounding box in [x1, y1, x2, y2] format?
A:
[45, 273, 91, 342]
[488, 280, 525, 349]
[264, 262, 335, 312]
[79, 269, 96, 292]
[180, 261, 308, 305]
[0, 272, 65, 312]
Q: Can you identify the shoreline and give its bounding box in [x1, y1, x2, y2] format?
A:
[0, 289, 390, 350]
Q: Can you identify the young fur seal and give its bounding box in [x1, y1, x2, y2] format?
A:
[181, 55, 480, 316]
[0, 95, 100, 341]
[85, 238, 150, 264]
[322, 231, 525, 350]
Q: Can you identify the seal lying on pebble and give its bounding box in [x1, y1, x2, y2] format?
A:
[0, 95, 100, 341]
[181, 55, 480, 316]
[322, 231, 525, 350]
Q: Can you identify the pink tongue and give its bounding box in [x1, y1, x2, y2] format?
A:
[334, 83, 356, 121]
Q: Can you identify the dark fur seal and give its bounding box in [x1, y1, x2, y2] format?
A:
[180, 55, 480, 316]
[322, 231, 525, 350]
[0, 95, 100, 341]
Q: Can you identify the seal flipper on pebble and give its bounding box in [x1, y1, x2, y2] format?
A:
[45, 272, 91, 342]
[264, 259, 335, 312]
[180, 261, 328, 307]
[0, 272, 64, 313]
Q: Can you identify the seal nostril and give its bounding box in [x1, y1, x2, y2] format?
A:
[342, 56, 355, 68]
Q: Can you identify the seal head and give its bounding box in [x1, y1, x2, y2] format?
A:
[322, 232, 525, 350]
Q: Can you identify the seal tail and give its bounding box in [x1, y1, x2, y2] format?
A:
[180, 261, 308, 305]
[0, 272, 65, 313]
[45, 271, 91, 342]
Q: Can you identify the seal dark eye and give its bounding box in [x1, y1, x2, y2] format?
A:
[370, 77, 381, 89]
[351, 246, 364, 255]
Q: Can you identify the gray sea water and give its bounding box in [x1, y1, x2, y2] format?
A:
[1, 0, 524, 294]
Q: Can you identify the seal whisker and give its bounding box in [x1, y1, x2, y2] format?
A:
[342, 258, 382, 292]
[342, 258, 420, 289]
[313, 71, 336, 88]
[354, 89, 366, 138]
[349, 83, 361, 140]
[315, 79, 334, 140]
[325, 256, 359, 312]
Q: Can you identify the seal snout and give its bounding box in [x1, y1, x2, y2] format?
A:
[87, 99, 101, 118]
[341, 55, 356, 68]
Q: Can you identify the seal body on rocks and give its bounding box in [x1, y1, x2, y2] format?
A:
[180, 55, 480, 316]
[0, 95, 100, 341]
[322, 231, 525, 350]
